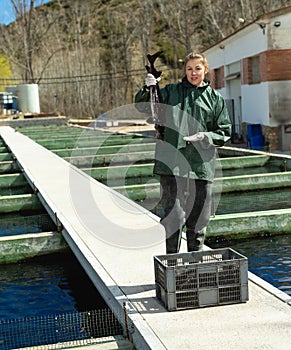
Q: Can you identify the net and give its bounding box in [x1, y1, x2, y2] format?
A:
[0, 309, 124, 350]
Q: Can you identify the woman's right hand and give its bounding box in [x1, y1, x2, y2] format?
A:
[145, 73, 158, 87]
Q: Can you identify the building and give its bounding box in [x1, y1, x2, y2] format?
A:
[203, 5, 291, 151]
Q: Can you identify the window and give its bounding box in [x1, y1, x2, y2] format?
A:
[251, 56, 260, 84]
[214, 67, 223, 89]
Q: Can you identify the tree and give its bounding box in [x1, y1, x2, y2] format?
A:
[0, 0, 63, 83]
[1, 0, 290, 118]
[155, 0, 204, 54]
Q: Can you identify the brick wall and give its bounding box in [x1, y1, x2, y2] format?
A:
[210, 67, 225, 89]
[242, 49, 291, 84]
[262, 125, 280, 150]
[260, 49, 291, 82]
[242, 58, 252, 85]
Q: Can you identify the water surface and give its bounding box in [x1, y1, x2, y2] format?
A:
[209, 234, 291, 296]
[0, 252, 107, 320]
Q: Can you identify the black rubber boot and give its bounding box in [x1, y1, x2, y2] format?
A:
[166, 229, 182, 254]
[186, 229, 206, 252]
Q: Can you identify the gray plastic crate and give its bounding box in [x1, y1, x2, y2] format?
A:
[154, 248, 248, 311]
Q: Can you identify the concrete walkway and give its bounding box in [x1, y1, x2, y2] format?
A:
[1, 126, 290, 350]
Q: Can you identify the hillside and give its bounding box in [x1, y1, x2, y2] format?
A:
[0, 0, 291, 118]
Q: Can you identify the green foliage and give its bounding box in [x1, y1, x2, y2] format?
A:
[153, 18, 169, 35]
[0, 54, 12, 91]
[156, 38, 186, 68]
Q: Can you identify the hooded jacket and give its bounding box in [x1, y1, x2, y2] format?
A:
[135, 77, 232, 182]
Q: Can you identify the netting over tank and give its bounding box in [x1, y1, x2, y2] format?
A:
[0, 308, 124, 349]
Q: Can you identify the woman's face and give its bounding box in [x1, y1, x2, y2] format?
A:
[185, 58, 208, 86]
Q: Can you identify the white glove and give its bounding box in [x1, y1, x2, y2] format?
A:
[145, 73, 158, 87]
[183, 132, 205, 142]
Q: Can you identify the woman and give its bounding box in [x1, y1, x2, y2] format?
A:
[135, 52, 231, 253]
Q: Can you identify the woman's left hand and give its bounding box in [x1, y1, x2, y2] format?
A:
[183, 132, 205, 142]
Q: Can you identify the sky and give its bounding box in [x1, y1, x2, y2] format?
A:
[0, 0, 51, 25]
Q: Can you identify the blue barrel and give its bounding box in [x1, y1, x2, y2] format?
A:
[247, 124, 264, 150]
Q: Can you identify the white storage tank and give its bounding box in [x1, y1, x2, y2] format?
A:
[17, 84, 40, 114]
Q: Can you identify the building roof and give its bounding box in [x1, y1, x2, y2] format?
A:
[203, 4, 291, 52]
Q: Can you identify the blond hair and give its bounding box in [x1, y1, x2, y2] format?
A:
[184, 52, 209, 70]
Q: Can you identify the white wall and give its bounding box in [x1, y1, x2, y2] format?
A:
[205, 11, 291, 67]
[268, 12, 291, 49]
[241, 83, 270, 125]
[217, 87, 227, 99]
[206, 26, 268, 69]
[269, 81, 291, 125]
[227, 78, 241, 98]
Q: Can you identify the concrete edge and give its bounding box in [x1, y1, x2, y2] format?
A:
[0, 231, 57, 241]
[14, 335, 134, 350]
[248, 271, 291, 305]
[221, 145, 291, 159]
[210, 207, 291, 219]
[0, 231, 68, 264]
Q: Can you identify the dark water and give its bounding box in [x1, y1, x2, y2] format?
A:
[0, 213, 56, 237]
[1, 235, 290, 323]
[0, 252, 107, 320]
[0, 212, 108, 321]
[209, 234, 291, 296]
[0, 212, 290, 325]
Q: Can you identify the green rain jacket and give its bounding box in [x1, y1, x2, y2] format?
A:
[135, 77, 232, 182]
